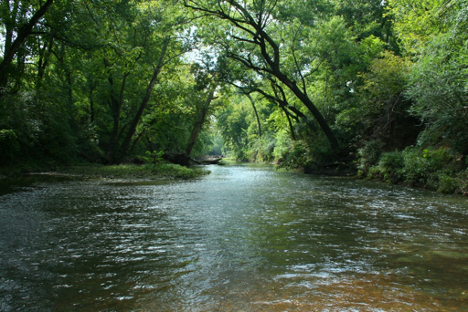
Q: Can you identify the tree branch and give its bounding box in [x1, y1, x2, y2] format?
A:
[0, 0, 55, 87]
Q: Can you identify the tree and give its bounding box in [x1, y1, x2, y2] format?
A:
[59, 0, 190, 163]
[387, 0, 468, 155]
[184, 0, 341, 153]
[387, 0, 451, 54]
[217, 98, 251, 160]
[0, 0, 56, 91]
[217, 55, 302, 140]
[332, 0, 396, 50]
[185, 83, 217, 156]
[337, 51, 418, 150]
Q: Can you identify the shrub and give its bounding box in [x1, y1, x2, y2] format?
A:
[0, 129, 20, 162]
[456, 169, 468, 195]
[359, 146, 466, 194]
[277, 133, 333, 172]
[402, 147, 456, 185]
[247, 134, 276, 162]
[357, 140, 384, 174]
[437, 173, 459, 194]
[273, 130, 293, 161]
[377, 151, 405, 183]
[145, 150, 164, 164]
[144, 163, 209, 179]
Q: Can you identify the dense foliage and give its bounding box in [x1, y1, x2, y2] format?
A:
[1, 0, 467, 192]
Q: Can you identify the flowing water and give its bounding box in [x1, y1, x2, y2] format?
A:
[1, 164, 468, 311]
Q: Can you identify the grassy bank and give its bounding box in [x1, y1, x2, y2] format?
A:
[62, 163, 210, 180]
[1, 162, 210, 180]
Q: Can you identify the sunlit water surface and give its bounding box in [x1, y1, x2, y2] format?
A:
[1, 164, 468, 311]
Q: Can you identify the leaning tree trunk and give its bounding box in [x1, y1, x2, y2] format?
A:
[245, 93, 262, 138]
[0, 0, 54, 89]
[183, 0, 341, 154]
[113, 37, 171, 164]
[186, 84, 217, 156]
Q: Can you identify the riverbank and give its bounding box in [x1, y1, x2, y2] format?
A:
[356, 147, 468, 195]
[272, 146, 468, 196]
[0, 162, 210, 180]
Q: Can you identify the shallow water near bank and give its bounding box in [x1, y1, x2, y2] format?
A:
[1, 164, 468, 311]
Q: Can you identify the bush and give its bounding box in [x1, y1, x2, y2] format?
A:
[0, 91, 80, 165]
[406, 33, 468, 155]
[402, 147, 457, 185]
[456, 169, 468, 195]
[145, 163, 209, 179]
[359, 146, 466, 194]
[276, 134, 334, 171]
[437, 173, 459, 194]
[247, 134, 276, 162]
[357, 140, 384, 174]
[0, 129, 20, 162]
[273, 130, 293, 161]
[145, 150, 164, 164]
[376, 151, 405, 183]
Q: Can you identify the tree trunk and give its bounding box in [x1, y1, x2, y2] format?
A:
[184, 0, 340, 153]
[279, 105, 296, 140]
[114, 37, 171, 164]
[274, 71, 340, 153]
[186, 84, 217, 156]
[37, 32, 55, 81]
[245, 93, 262, 138]
[0, 0, 54, 88]
[105, 73, 125, 162]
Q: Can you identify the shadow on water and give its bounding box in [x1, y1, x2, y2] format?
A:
[1, 164, 468, 311]
[0, 173, 98, 197]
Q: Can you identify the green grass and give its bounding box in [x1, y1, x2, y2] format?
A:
[57, 163, 210, 180]
[0, 161, 210, 180]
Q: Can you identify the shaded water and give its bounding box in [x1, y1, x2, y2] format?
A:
[1, 164, 468, 311]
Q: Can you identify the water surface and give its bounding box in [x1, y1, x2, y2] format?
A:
[1, 164, 468, 311]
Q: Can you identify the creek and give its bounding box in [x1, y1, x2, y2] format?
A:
[1, 164, 468, 311]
